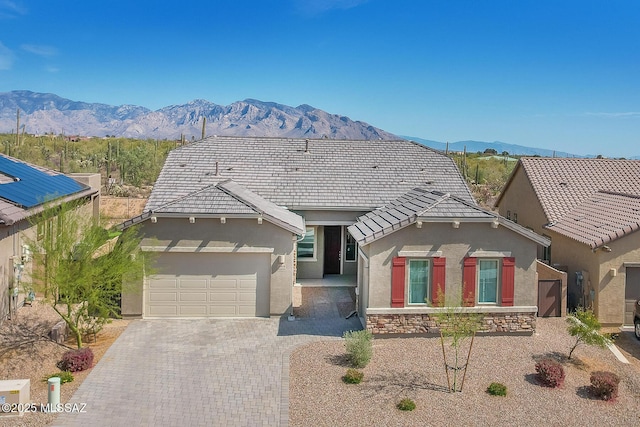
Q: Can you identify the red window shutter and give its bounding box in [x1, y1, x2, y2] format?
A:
[501, 257, 515, 306]
[431, 257, 446, 305]
[391, 257, 406, 307]
[462, 257, 477, 307]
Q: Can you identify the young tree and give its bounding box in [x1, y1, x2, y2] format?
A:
[566, 307, 611, 359]
[27, 200, 147, 348]
[431, 289, 482, 392]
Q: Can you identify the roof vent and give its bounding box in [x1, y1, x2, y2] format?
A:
[304, 139, 310, 153]
[215, 161, 220, 176]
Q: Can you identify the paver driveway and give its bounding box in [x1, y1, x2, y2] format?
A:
[53, 313, 361, 427]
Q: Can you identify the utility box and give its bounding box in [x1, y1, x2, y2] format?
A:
[0, 379, 30, 417]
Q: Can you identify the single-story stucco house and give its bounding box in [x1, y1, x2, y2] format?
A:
[495, 157, 640, 328]
[121, 136, 549, 333]
[0, 154, 100, 323]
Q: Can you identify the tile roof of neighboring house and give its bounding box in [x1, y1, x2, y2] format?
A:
[348, 187, 550, 246]
[495, 157, 640, 248]
[146, 136, 475, 212]
[546, 191, 640, 249]
[0, 154, 96, 226]
[498, 157, 640, 224]
[121, 179, 305, 235]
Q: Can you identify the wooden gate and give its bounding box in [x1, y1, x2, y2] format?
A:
[538, 279, 561, 317]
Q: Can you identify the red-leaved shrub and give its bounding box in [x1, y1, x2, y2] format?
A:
[590, 371, 620, 401]
[58, 348, 94, 372]
[535, 358, 565, 388]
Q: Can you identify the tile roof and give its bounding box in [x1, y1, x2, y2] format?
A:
[146, 136, 475, 212]
[497, 157, 640, 248]
[514, 158, 640, 224]
[0, 154, 95, 226]
[348, 187, 550, 246]
[546, 191, 640, 249]
[122, 179, 305, 235]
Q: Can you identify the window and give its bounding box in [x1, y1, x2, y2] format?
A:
[345, 233, 356, 262]
[506, 210, 511, 220]
[513, 213, 518, 223]
[478, 259, 499, 304]
[408, 259, 430, 304]
[297, 227, 316, 260]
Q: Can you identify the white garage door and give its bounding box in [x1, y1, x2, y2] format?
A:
[145, 252, 270, 318]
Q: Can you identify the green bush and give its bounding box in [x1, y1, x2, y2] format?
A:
[486, 382, 507, 396]
[342, 368, 364, 384]
[397, 398, 416, 411]
[590, 371, 620, 401]
[343, 329, 373, 368]
[43, 371, 74, 384]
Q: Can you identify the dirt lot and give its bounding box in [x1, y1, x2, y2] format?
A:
[100, 196, 147, 228]
[0, 301, 127, 427]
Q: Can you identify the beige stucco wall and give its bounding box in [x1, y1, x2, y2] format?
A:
[366, 221, 539, 309]
[592, 231, 640, 326]
[549, 228, 640, 326]
[123, 217, 296, 317]
[69, 173, 101, 221]
[0, 221, 31, 322]
[496, 166, 550, 259]
[1, 195, 97, 323]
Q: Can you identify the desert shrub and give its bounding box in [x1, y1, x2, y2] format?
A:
[343, 330, 373, 368]
[342, 368, 364, 384]
[535, 358, 565, 388]
[43, 371, 74, 384]
[590, 371, 620, 401]
[57, 347, 94, 372]
[397, 398, 416, 411]
[486, 382, 507, 396]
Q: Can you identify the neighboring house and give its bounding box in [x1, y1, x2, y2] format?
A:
[0, 154, 100, 323]
[495, 157, 640, 328]
[121, 136, 548, 333]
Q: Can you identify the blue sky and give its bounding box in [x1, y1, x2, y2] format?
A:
[1, 0, 638, 157]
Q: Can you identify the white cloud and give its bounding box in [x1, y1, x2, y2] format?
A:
[292, 0, 370, 16]
[46, 65, 59, 73]
[21, 44, 57, 57]
[0, 0, 27, 19]
[0, 41, 14, 70]
[585, 112, 640, 118]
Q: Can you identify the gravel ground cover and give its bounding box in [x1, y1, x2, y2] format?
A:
[290, 318, 640, 427]
[0, 301, 127, 427]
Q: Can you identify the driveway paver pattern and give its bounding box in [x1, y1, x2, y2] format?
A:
[53, 305, 361, 427]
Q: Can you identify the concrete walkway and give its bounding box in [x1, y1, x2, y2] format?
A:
[53, 312, 361, 426]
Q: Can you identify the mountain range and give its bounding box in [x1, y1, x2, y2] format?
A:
[0, 90, 396, 141]
[2, 91, 635, 159]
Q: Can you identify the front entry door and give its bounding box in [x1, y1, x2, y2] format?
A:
[324, 226, 341, 275]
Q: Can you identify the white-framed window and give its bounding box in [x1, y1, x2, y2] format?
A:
[345, 233, 356, 262]
[297, 226, 317, 261]
[408, 259, 430, 304]
[478, 259, 499, 304]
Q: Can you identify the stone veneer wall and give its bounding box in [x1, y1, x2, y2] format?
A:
[367, 312, 536, 334]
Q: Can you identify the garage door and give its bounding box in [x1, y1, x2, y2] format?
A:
[145, 252, 270, 318]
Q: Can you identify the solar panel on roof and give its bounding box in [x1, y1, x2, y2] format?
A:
[0, 156, 85, 208]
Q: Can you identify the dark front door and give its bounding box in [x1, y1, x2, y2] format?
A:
[324, 226, 341, 275]
[538, 279, 561, 317]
